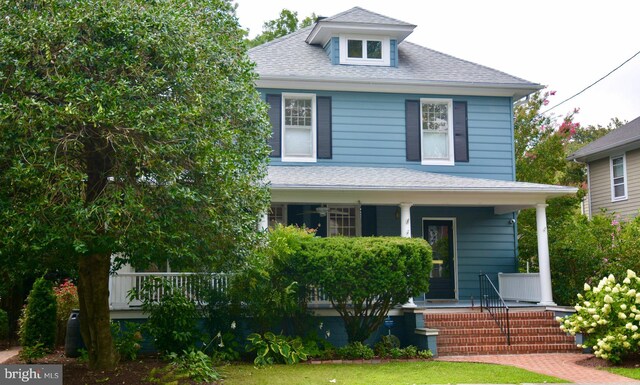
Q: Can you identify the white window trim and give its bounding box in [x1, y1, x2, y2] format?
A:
[420, 98, 455, 166]
[281, 93, 317, 163]
[327, 205, 361, 237]
[339, 35, 390, 66]
[610, 154, 628, 202]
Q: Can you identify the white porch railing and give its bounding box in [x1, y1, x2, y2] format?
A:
[498, 273, 541, 303]
[109, 272, 231, 310]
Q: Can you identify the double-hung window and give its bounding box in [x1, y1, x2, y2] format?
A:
[421, 99, 454, 165]
[282, 93, 316, 162]
[610, 155, 628, 201]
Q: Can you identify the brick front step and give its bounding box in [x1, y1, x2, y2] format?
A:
[425, 310, 580, 356]
[426, 318, 559, 329]
[424, 310, 550, 321]
[435, 326, 564, 336]
[438, 334, 575, 346]
[438, 343, 581, 356]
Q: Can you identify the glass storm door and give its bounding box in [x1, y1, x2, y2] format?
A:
[423, 219, 455, 299]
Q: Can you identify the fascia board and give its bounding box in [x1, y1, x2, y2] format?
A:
[256, 76, 543, 99]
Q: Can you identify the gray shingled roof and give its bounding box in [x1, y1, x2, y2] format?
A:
[568, 116, 640, 162]
[249, 8, 541, 95]
[268, 166, 575, 195]
[320, 6, 414, 26]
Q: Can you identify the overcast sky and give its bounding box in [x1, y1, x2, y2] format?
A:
[235, 0, 640, 128]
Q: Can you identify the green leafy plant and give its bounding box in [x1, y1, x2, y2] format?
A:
[167, 350, 221, 383]
[246, 332, 308, 367]
[374, 335, 400, 358]
[77, 348, 89, 363]
[292, 237, 432, 343]
[53, 279, 79, 346]
[402, 345, 418, 358]
[111, 322, 143, 361]
[558, 270, 640, 363]
[19, 277, 57, 351]
[19, 342, 48, 363]
[417, 349, 433, 359]
[337, 342, 374, 360]
[130, 278, 200, 355]
[0, 308, 9, 340]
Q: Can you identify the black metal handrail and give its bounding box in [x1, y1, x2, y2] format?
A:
[479, 273, 511, 345]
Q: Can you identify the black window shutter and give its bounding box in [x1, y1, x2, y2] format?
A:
[266, 94, 281, 157]
[453, 101, 468, 162]
[405, 100, 421, 161]
[317, 96, 332, 159]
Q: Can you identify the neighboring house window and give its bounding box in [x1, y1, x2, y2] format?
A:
[339, 36, 390, 66]
[268, 204, 287, 227]
[610, 155, 628, 201]
[328, 206, 360, 237]
[405, 100, 468, 164]
[282, 93, 316, 162]
[420, 99, 454, 166]
[266, 94, 332, 161]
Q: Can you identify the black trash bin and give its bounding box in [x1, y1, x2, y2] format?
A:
[65, 309, 86, 358]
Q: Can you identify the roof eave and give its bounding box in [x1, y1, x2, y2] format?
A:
[255, 75, 543, 99]
[306, 21, 416, 46]
[568, 139, 640, 163]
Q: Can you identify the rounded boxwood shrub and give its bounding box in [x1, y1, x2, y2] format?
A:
[292, 236, 432, 343]
[19, 277, 57, 350]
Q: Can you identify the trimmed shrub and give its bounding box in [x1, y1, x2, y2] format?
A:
[292, 236, 432, 343]
[337, 342, 374, 360]
[19, 277, 57, 351]
[558, 270, 640, 363]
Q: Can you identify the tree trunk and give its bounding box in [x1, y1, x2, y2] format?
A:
[78, 252, 119, 369]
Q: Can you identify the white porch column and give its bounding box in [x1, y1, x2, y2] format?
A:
[400, 202, 417, 308]
[536, 203, 556, 306]
[259, 211, 269, 231]
[400, 202, 413, 238]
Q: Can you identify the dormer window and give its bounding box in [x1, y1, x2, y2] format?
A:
[340, 36, 390, 66]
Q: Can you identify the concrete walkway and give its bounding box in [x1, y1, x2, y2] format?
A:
[438, 353, 640, 384]
[0, 347, 20, 363]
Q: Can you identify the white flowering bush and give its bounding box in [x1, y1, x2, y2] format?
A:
[558, 270, 640, 363]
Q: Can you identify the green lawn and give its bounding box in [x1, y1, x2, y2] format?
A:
[605, 367, 640, 380]
[220, 361, 568, 385]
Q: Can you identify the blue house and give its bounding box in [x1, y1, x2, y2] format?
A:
[249, 7, 575, 306]
[109, 7, 581, 355]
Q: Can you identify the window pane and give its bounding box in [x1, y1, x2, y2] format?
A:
[612, 158, 624, 178]
[367, 40, 382, 59]
[423, 132, 448, 159]
[285, 98, 312, 127]
[347, 40, 363, 58]
[285, 127, 312, 156]
[329, 207, 357, 237]
[614, 184, 625, 198]
[422, 102, 450, 160]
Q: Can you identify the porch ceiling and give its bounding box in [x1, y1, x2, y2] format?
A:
[268, 166, 577, 209]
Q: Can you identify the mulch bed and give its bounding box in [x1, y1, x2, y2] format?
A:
[4, 349, 219, 385]
[575, 354, 640, 369]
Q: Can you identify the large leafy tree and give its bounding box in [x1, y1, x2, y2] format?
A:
[248, 9, 316, 47]
[0, 0, 270, 369]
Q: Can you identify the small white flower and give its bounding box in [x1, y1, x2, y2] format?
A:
[605, 286, 612, 292]
[619, 312, 627, 319]
[624, 341, 631, 348]
[621, 304, 627, 310]
[624, 277, 632, 284]
[325, 330, 331, 338]
[575, 305, 583, 311]
[608, 274, 616, 283]
[627, 270, 637, 279]
[604, 295, 614, 304]
[231, 321, 236, 330]
[632, 325, 639, 332]
[628, 290, 637, 297]
[218, 341, 224, 348]
[319, 322, 323, 330]
[584, 283, 591, 291]
[593, 314, 600, 320]
[216, 331, 222, 338]
[612, 286, 620, 294]
[329, 379, 337, 383]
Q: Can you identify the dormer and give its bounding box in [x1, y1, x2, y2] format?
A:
[305, 7, 416, 67]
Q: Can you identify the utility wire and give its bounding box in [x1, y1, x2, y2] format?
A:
[541, 49, 640, 115]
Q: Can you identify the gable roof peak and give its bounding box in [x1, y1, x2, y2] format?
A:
[321, 6, 415, 27]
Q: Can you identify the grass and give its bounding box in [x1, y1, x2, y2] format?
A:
[220, 361, 568, 385]
[604, 367, 640, 380]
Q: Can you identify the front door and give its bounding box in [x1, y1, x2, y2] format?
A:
[422, 219, 456, 299]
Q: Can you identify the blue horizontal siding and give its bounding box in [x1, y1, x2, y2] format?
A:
[262, 89, 515, 181]
[373, 206, 517, 300]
